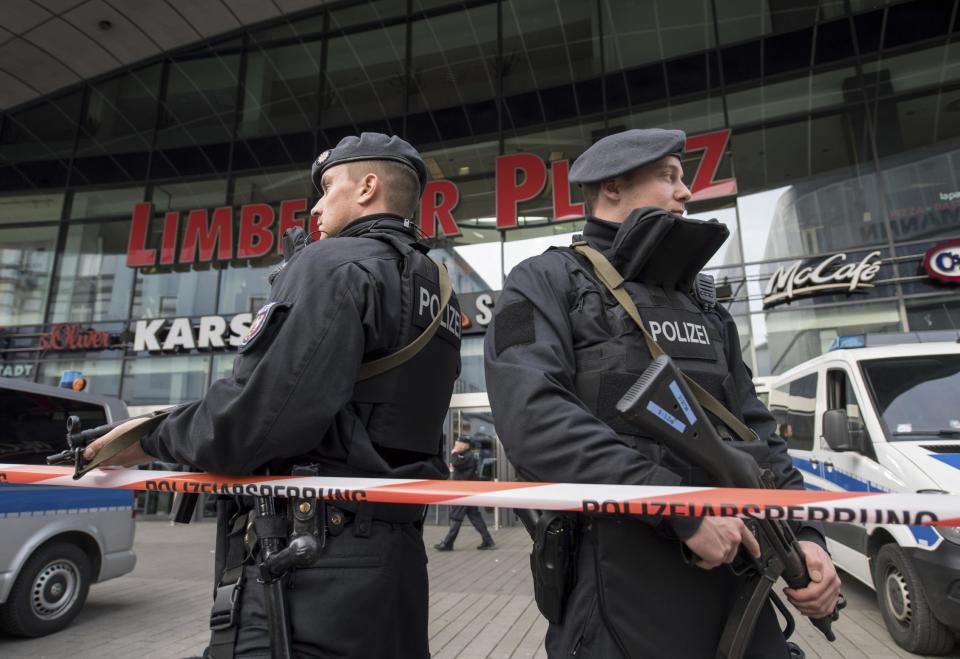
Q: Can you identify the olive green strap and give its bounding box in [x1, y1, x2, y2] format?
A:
[357, 260, 453, 381]
[572, 243, 755, 442]
[77, 412, 169, 478]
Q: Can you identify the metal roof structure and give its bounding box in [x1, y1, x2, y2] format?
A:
[0, 0, 326, 110]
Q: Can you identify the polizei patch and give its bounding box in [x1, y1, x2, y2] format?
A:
[239, 301, 289, 353]
[413, 273, 461, 347]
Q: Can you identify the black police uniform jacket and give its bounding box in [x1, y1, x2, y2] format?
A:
[141, 213, 461, 480]
[484, 209, 825, 658]
[450, 450, 480, 481]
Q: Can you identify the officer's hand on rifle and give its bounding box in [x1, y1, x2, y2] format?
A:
[783, 541, 842, 619]
[83, 417, 155, 467]
[684, 517, 761, 570]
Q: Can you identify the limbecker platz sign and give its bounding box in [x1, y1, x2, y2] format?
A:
[125, 129, 736, 268]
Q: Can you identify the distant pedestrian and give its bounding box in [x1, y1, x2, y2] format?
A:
[435, 438, 496, 551]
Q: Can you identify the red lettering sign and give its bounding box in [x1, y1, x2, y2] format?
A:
[126, 203, 156, 267]
[179, 207, 233, 263]
[39, 324, 111, 351]
[125, 129, 737, 266]
[238, 204, 275, 259]
[551, 160, 584, 221]
[420, 180, 461, 238]
[686, 128, 737, 202]
[496, 153, 547, 229]
[160, 211, 178, 265]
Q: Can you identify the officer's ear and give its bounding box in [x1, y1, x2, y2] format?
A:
[599, 176, 622, 204]
[357, 172, 380, 206]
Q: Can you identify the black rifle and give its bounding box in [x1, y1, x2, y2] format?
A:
[616, 355, 844, 659]
[47, 412, 200, 522]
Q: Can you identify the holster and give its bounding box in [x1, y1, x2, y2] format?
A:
[530, 512, 577, 624]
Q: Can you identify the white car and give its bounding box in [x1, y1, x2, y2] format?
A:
[770, 333, 960, 655]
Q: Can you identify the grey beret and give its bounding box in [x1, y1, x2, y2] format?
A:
[569, 128, 686, 184]
[311, 132, 427, 193]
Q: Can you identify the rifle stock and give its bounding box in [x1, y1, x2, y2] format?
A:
[616, 355, 841, 657]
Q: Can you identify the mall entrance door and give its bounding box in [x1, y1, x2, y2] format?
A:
[430, 393, 518, 528]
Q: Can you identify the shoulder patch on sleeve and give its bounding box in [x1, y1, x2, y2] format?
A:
[494, 300, 535, 356]
[239, 301, 290, 353]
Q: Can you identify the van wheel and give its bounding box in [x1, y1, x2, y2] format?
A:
[873, 544, 955, 654]
[0, 543, 91, 637]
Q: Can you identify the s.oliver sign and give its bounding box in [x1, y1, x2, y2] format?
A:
[126, 129, 736, 268]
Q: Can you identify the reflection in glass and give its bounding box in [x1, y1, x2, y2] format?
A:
[50, 219, 135, 322]
[234, 169, 312, 206]
[152, 179, 228, 211]
[157, 55, 240, 149]
[431, 247, 493, 294]
[0, 225, 58, 326]
[456, 336, 486, 394]
[409, 1, 498, 143]
[77, 65, 161, 156]
[132, 268, 220, 318]
[218, 264, 273, 315]
[71, 186, 144, 219]
[0, 193, 64, 224]
[212, 352, 238, 382]
[122, 356, 211, 405]
[323, 21, 406, 133]
[501, 0, 600, 132]
[38, 358, 122, 398]
[240, 41, 321, 138]
[753, 301, 901, 375]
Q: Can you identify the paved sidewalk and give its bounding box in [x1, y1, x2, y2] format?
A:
[0, 520, 956, 658]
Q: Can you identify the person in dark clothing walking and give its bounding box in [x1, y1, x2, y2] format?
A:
[83, 133, 461, 659]
[435, 438, 496, 551]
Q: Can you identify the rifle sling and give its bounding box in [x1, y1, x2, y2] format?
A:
[572, 243, 755, 442]
[356, 259, 452, 381]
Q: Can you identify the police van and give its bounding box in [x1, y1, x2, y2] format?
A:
[769, 333, 960, 655]
[0, 377, 136, 637]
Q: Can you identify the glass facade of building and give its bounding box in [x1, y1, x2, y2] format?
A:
[1, 0, 959, 406]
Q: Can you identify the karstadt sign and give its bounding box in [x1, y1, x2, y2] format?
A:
[125, 129, 736, 267]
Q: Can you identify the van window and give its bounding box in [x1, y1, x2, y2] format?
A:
[0, 388, 108, 464]
[861, 354, 960, 441]
[769, 373, 817, 450]
[827, 369, 870, 450]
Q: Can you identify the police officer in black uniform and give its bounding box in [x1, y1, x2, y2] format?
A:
[434, 437, 496, 551]
[85, 133, 462, 658]
[483, 129, 841, 658]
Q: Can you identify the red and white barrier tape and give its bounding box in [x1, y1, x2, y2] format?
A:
[1, 464, 958, 526]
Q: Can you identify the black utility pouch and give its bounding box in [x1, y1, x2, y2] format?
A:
[530, 512, 576, 624]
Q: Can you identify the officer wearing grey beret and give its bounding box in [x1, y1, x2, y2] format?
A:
[88, 131, 461, 658]
[485, 128, 840, 657]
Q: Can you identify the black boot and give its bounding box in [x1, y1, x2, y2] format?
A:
[434, 542, 453, 551]
[477, 539, 496, 550]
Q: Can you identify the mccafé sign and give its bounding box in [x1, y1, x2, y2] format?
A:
[763, 251, 883, 309]
[125, 129, 736, 267]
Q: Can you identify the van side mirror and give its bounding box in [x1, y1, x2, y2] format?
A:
[822, 409, 858, 452]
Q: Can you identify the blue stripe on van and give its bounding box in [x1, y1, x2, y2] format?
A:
[791, 456, 889, 493]
[933, 454, 960, 470]
[0, 482, 132, 514]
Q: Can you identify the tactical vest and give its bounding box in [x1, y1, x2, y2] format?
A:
[557, 213, 773, 484]
[348, 229, 462, 462]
